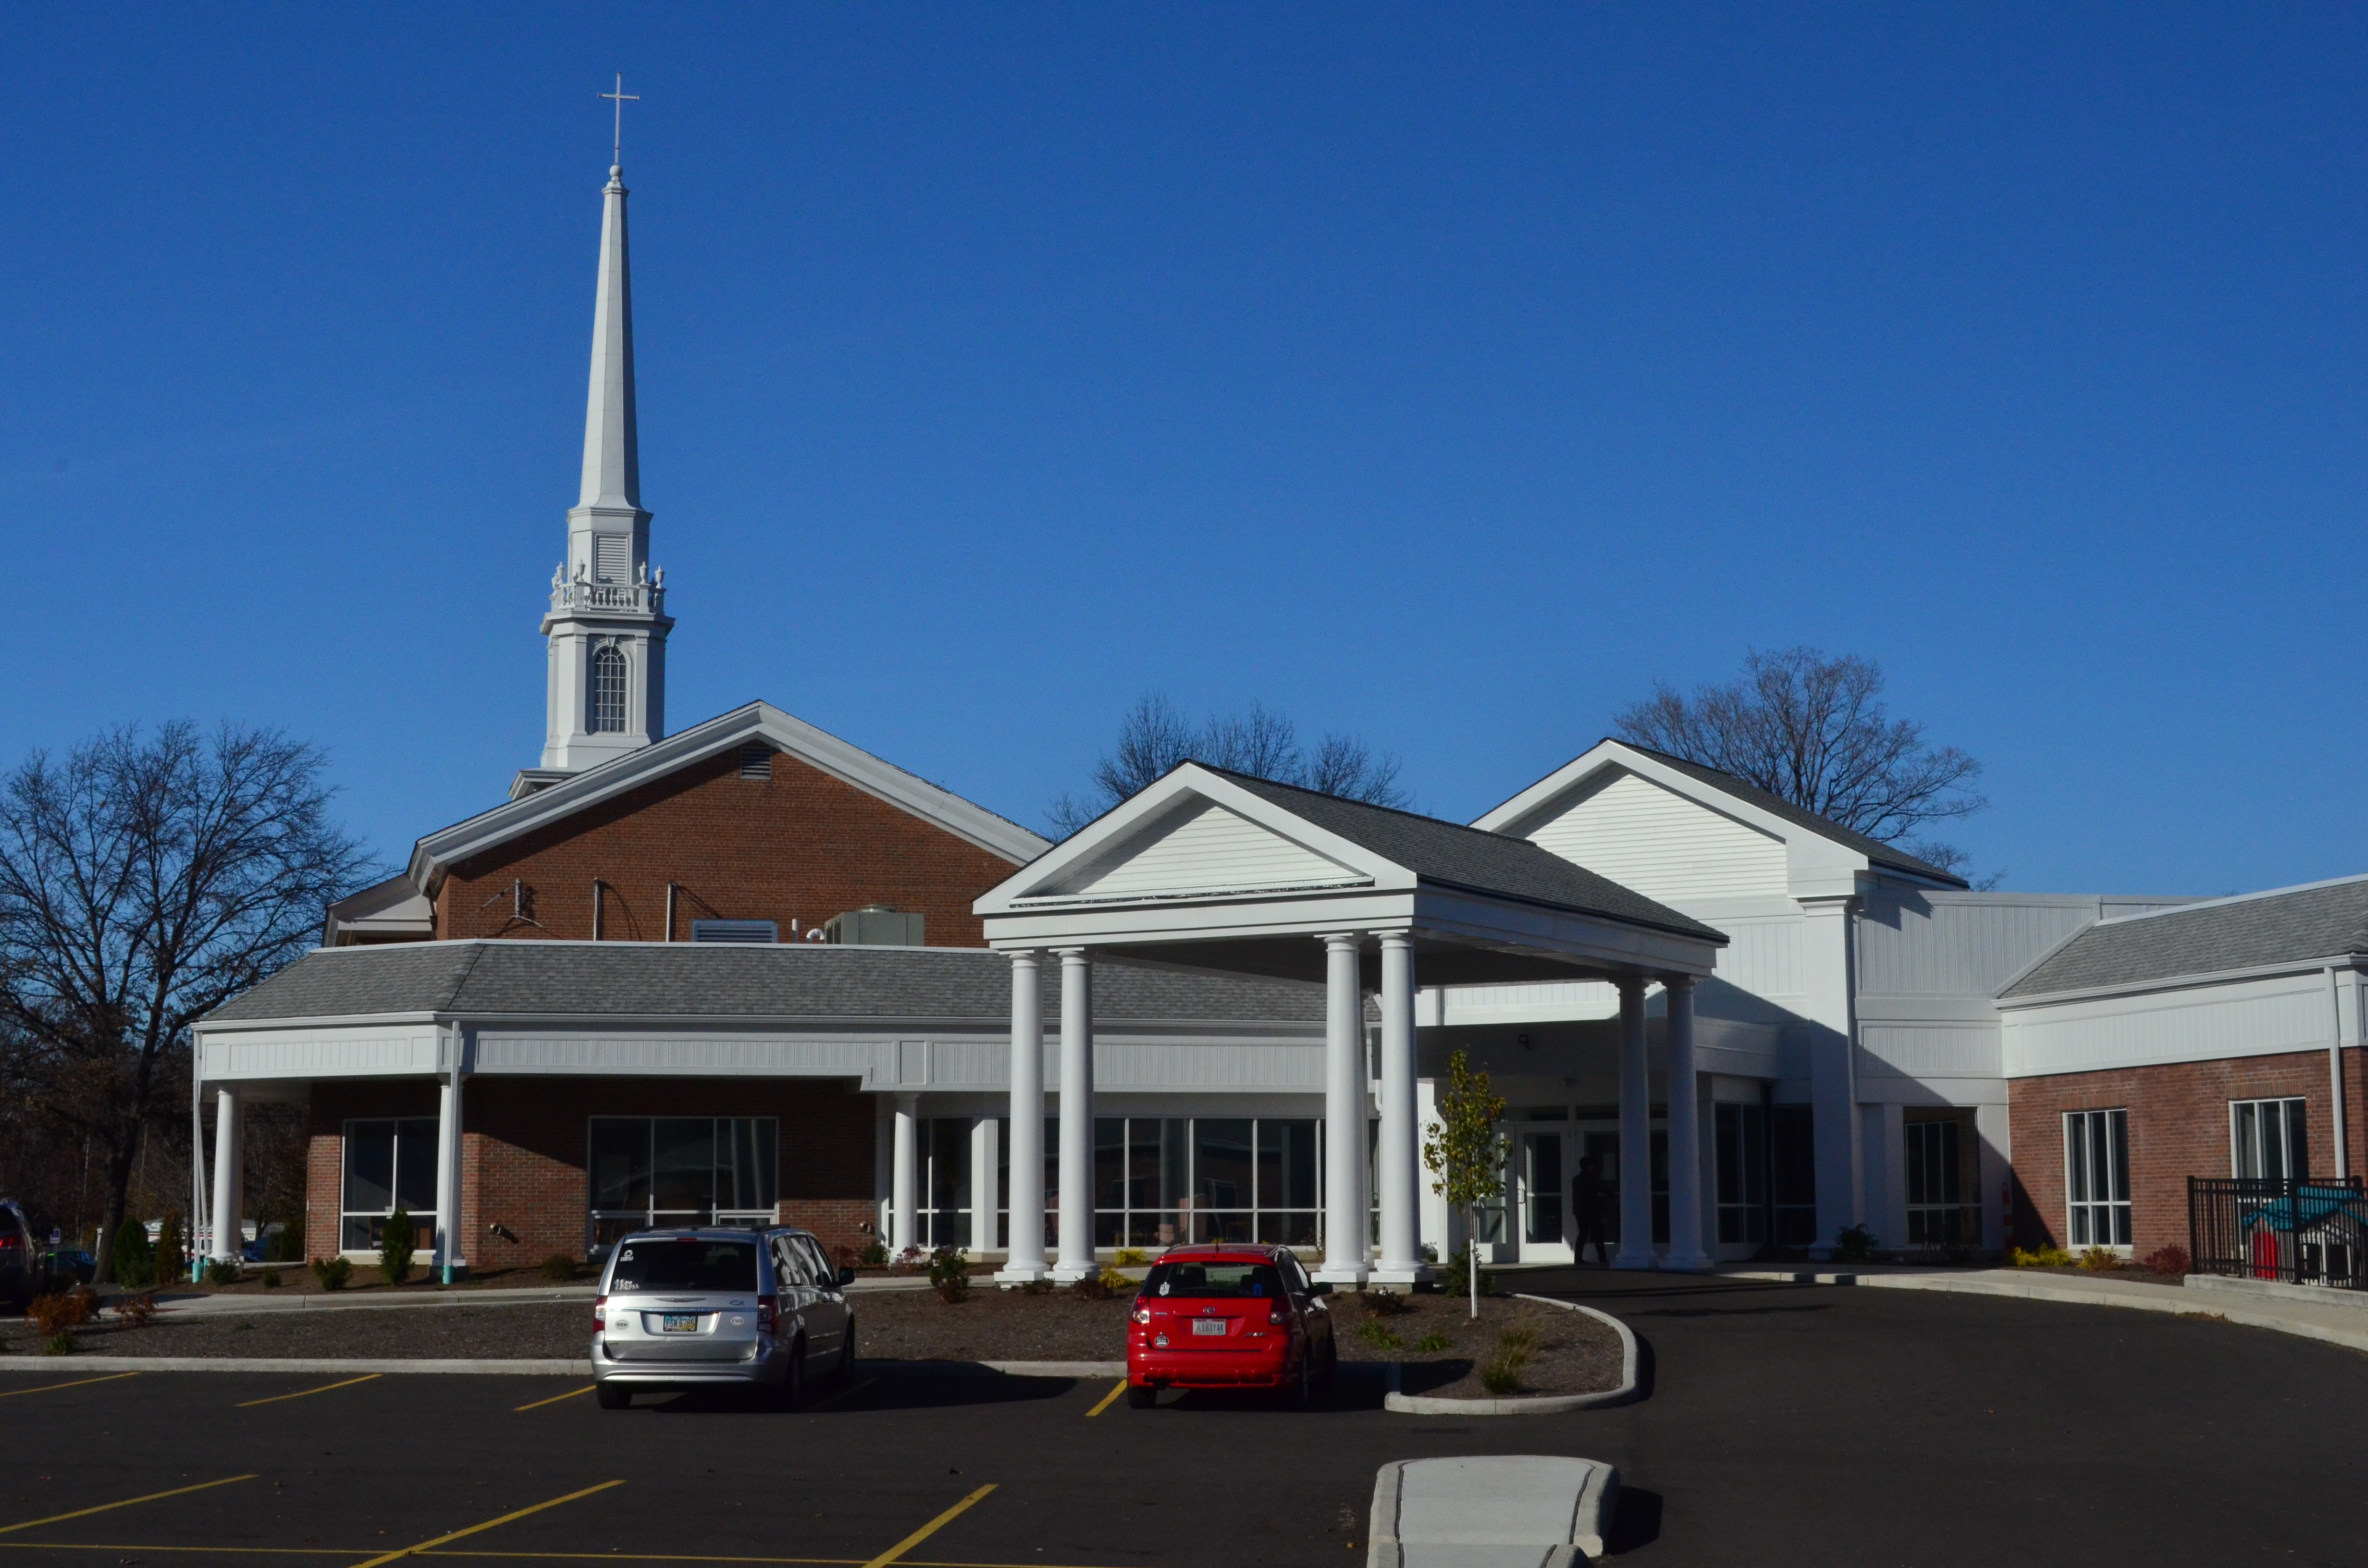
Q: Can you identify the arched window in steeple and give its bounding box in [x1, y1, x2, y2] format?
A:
[589, 645, 629, 733]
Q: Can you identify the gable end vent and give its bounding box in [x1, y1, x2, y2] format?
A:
[739, 743, 773, 780]
[691, 919, 778, 944]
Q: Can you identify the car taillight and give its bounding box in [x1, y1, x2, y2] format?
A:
[1269, 1304, 1289, 1326]
[0, 1233, 19, 1250]
[593, 1295, 606, 1332]
[1130, 1305, 1150, 1325]
[757, 1295, 778, 1335]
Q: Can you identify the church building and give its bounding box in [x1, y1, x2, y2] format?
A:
[191, 151, 2367, 1287]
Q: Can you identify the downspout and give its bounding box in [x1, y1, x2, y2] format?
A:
[592, 879, 604, 942]
[665, 882, 677, 943]
[189, 1042, 208, 1282]
[2331, 966, 2352, 1180]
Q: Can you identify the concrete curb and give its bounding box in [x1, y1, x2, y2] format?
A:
[2183, 1272, 2368, 1314]
[0, 1355, 1123, 1378]
[1726, 1268, 2368, 1357]
[1381, 1295, 1640, 1416]
[142, 1286, 596, 1318]
[1368, 1455, 1618, 1566]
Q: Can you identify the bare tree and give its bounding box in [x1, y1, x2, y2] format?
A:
[0, 723, 373, 1286]
[1048, 693, 1407, 836]
[1614, 648, 1991, 879]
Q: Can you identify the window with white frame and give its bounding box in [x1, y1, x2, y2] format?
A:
[342, 1117, 438, 1250]
[2064, 1108, 2132, 1248]
[587, 1116, 778, 1252]
[2232, 1098, 2308, 1181]
[588, 645, 628, 733]
[991, 1115, 1328, 1252]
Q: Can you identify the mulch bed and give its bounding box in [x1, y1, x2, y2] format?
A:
[1339, 1291, 1625, 1400]
[0, 1300, 591, 1360]
[853, 1286, 1135, 1362]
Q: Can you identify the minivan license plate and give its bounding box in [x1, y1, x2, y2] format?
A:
[1191, 1319, 1226, 1336]
[661, 1313, 698, 1333]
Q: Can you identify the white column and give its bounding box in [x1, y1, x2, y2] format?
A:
[1374, 932, 1423, 1284]
[1317, 932, 1370, 1286]
[1799, 894, 1862, 1252]
[209, 1087, 242, 1264]
[1661, 976, 1711, 1270]
[433, 1070, 465, 1283]
[998, 951, 1048, 1284]
[1614, 978, 1655, 1269]
[1053, 948, 1097, 1282]
[890, 1094, 920, 1256]
[971, 1115, 999, 1258]
[1975, 1102, 2011, 1253]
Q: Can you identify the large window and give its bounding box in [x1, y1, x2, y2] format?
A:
[587, 1117, 778, 1251]
[1904, 1112, 1980, 1248]
[1715, 1102, 1768, 1246]
[1771, 1105, 1818, 1246]
[2064, 1108, 2131, 1248]
[993, 1115, 1326, 1251]
[588, 645, 628, 733]
[342, 1117, 438, 1250]
[2232, 1098, 2308, 1180]
[918, 1117, 973, 1250]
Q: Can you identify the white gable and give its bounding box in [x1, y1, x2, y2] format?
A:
[1523, 769, 1786, 905]
[1043, 797, 1366, 899]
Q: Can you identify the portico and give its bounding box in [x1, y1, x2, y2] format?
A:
[975, 764, 1728, 1285]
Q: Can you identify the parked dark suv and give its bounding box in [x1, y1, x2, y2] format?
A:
[0, 1200, 55, 1311]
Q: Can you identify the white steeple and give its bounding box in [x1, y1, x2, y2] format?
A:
[533, 129, 672, 785]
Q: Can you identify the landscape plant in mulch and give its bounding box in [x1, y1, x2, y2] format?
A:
[311, 1255, 354, 1290]
[152, 1212, 186, 1286]
[928, 1247, 971, 1304]
[540, 1253, 580, 1282]
[27, 1286, 99, 1355]
[380, 1206, 416, 1286]
[1341, 1291, 1622, 1401]
[1423, 1048, 1507, 1323]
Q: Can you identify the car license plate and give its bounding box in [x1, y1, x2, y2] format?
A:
[661, 1313, 699, 1334]
[1191, 1318, 1227, 1336]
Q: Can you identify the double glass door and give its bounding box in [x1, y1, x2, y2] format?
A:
[1509, 1120, 1667, 1262]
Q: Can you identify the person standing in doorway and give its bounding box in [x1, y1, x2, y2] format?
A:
[1570, 1155, 1612, 1266]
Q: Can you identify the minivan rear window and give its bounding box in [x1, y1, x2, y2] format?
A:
[608, 1238, 758, 1294]
[1142, 1261, 1285, 1298]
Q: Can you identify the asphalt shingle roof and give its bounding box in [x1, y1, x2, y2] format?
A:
[2001, 875, 2368, 999]
[1615, 743, 1968, 887]
[1203, 768, 1725, 944]
[204, 941, 1327, 1025]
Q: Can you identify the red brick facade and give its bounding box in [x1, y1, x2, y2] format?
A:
[2007, 1048, 2366, 1259]
[305, 1078, 877, 1268]
[431, 745, 1023, 948]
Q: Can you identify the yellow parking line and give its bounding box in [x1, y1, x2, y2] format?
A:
[860, 1485, 997, 1568]
[1082, 1381, 1127, 1418]
[802, 1376, 878, 1412]
[238, 1374, 382, 1408]
[0, 1544, 341, 1555]
[0, 1372, 140, 1398]
[345, 1478, 625, 1568]
[512, 1384, 594, 1412]
[0, 1475, 255, 1535]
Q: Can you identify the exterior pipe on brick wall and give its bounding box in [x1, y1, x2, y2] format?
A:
[665, 882, 677, 942]
[2330, 967, 2351, 1179]
[592, 879, 605, 942]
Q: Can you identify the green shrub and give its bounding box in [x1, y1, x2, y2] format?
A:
[1020, 1278, 1053, 1296]
[111, 1218, 153, 1286]
[1112, 1248, 1150, 1267]
[2079, 1246, 2121, 1272]
[928, 1247, 972, 1304]
[2008, 1245, 2073, 1268]
[203, 1257, 242, 1287]
[380, 1207, 415, 1286]
[152, 1213, 185, 1286]
[539, 1254, 580, 1283]
[1439, 1250, 1495, 1299]
[311, 1256, 354, 1291]
[1413, 1331, 1451, 1353]
[858, 1241, 889, 1267]
[1362, 1289, 1413, 1317]
[1479, 1353, 1525, 1395]
[1071, 1270, 1116, 1301]
[261, 1268, 282, 1288]
[1833, 1225, 1878, 1262]
[1356, 1318, 1403, 1350]
[39, 1330, 77, 1356]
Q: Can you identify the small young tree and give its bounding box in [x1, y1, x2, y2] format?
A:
[1422, 1049, 1506, 1322]
[110, 1211, 152, 1286]
[379, 1205, 415, 1287]
[151, 1211, 184, 1286]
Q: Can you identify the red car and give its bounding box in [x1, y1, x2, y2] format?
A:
[1126, 1243, 1338, 1408]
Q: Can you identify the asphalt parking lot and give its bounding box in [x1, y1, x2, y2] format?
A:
[5, 1272, 2365, 1566]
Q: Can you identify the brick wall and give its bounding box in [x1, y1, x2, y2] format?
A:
[2007, 1048, 2364, 1258]
[432, 746, 1021, 948]
[303, 1078, 877, 1266]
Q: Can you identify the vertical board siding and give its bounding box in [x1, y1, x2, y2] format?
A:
[1441, 980, 1620, 1015]
[1061, 800, 1361, 897]
[1858, 1024, 2004, 1078]
[1858, 897, 2099, 996]
[2003, 983, 2330, 1077]
[1523, 770, 1786, 903]
[1714, 919, 1805, 996]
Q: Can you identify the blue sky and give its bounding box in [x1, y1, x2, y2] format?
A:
[8, 4, 2367, 895]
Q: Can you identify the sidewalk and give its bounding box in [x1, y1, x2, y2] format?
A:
[132, 1273, 939, 1318]
[1720, 1263, 2368, 1355]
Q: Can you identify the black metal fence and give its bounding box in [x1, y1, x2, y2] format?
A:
[2188, 1175, 2368, 1290]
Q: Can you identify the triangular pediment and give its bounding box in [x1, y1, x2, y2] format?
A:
[1031, 795, 1369, 900]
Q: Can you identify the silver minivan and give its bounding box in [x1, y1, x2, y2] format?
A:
[591, 1227, 855, 1409]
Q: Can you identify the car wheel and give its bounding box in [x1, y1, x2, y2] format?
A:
[838, 1319, 857, 1381]
[1126, 1382, 1157, 1409]
[774, 1339, 805, 1410]
[1289, 1353, 1313, 1411]
[595, 1384, 631, 1410]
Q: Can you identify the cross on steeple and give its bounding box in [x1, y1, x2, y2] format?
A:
[600, 73, 639, 166]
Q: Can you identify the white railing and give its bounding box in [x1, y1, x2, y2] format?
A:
[549, 580, 665, 614]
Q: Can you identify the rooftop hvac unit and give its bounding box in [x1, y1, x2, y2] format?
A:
[825, 905, 924, 947]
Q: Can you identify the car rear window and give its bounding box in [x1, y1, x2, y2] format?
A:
[1142, 1261, 1286, 1299]
[608, 1239, 758, 1293]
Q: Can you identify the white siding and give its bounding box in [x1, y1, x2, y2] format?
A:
[1523, 769, 1786, 904]
[2002, 976, 2331, 1077]
[1054, 799, 1363, 898]
[1858, 895, 2101, 996]
[1857, 1023, 2004, 1079]
[1715, 918, 1804, 997]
